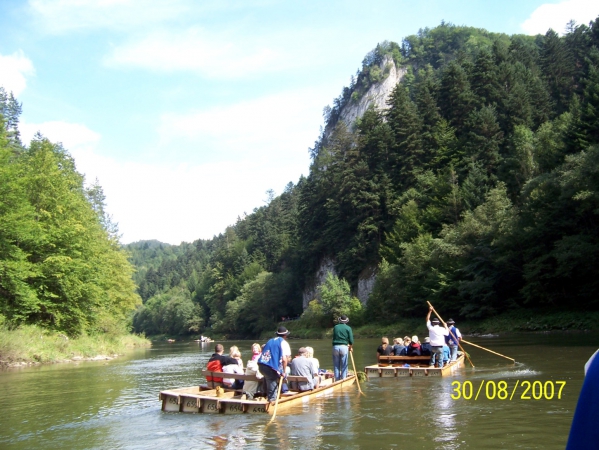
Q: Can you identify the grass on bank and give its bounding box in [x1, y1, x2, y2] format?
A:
[0, 324, 151, 366]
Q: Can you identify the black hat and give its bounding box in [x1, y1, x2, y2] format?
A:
[276, 326, 290, 336]
[338, 315, 349, 324]
[431, 317, 440, 324]
[447, 318, 455, 325]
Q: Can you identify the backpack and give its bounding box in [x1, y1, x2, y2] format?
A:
[206, 359, 223, 383]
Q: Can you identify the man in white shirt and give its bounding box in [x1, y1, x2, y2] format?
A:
[426, 307, 449, 368]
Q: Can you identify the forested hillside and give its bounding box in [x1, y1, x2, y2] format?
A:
[0, 88, 141, 336]
[128, 18, 599, 337]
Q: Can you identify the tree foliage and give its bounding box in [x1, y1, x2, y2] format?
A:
[0, 97, 141, 336]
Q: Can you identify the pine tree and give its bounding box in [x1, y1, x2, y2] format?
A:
[386, 84, 424, 188]
[540, 29, 575, 114]
[438, 61, 476, 135]
[463, 106, 504, 176]
[471, 48, 501, 108]
[577, 48, 599, 147]
[413, 65, 442, 159]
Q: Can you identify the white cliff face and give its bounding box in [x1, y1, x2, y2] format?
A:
[338, 55, 405, 129]
[302, 257, 337, 309]
[303, 55, 404, 309]
[302, 259, 377, 308]
[356, 266, 377, 304]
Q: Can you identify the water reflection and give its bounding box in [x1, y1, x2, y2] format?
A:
[430, 381, 461, 447]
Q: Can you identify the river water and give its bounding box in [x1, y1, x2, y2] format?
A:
[1, 332, 597, 449]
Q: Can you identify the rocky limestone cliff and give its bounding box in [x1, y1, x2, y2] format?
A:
[339, 55, 405, 128]
[302, 257, 337, 309]
[302, 258, 378, 308]
[356, 266, 377, 304]
[302, 55, 405, 309]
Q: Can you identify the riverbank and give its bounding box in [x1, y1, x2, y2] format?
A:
[281, 309, 599, 340]
[0, 325, 151, 368]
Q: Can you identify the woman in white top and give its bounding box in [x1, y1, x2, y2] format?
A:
[222, 348, 244, 389]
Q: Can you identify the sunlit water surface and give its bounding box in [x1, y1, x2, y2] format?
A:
[1, 332, 597, 449]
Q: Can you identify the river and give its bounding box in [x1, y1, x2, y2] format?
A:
[1, 332, 597, 449]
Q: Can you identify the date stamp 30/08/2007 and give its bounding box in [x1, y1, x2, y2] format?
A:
[450, 380, 566, 401]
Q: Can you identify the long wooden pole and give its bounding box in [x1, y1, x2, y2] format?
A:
[427, 301, 475, 368]
[461, 339, 516, 363]
[349, 349, 365, 396]
[267, 376, 284, 424]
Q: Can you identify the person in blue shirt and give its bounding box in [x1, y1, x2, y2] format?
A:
[566, 350, 599, 449]
[420, 337, 432, 356]
[392, 338, 406, 356]
[445, 318, 462, 362]
[258, 326, 291, 402]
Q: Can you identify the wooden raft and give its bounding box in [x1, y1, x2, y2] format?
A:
[365, 353, 465, 378]
[159, 370, 356, 415]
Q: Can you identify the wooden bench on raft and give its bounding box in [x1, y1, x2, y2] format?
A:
[201, 370, 310, 389]
[377, 355, 431, 367]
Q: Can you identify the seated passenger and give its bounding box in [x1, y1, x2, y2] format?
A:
[289, 347, 318, 392]
[407, 335, 421, 356]
[243, 358, 264, 399]
[392, 338, 406, 356]
[377, 337, 392, 362]
[304, 346, 321, 388]
[250, 343, 262, 362]
[222, 348, 244, 389]
[206, 343, 239, 386]
[421, 337, 432, 356]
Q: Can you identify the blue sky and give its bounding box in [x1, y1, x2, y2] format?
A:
[1, 0, 598, 245]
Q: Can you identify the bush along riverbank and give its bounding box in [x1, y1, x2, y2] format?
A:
[0, 325, 151, 368]
[141, 308, 599, 343]
[280, 309, 599, 341]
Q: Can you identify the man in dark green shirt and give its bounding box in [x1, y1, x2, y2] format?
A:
[332, 315, 354, 380]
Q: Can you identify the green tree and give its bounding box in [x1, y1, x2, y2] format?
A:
[318, 272, 362, 324]
[10, 137, 140, 335]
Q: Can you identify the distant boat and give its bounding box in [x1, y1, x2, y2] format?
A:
[167, 339, 176, 343]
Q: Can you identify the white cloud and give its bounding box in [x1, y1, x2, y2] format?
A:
[28, 0, 192, 34]
[158, 88, 327, 162]
[0, 51, 35, 96]
[47, 146, 305, 245]
[19, 120, 101, 152]
[521, 0, 599, 35]
[18, 114, 312, 245]
[105, 27, 279, 77]
[85, 156, 300, 245]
